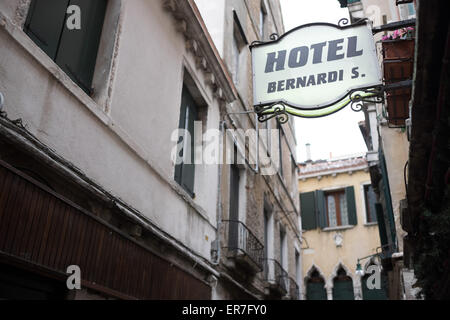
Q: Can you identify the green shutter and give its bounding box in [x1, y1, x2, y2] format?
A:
[332, 279, 355, 300]
[306, 282, 327, 300]
[346, 186, 357, 226]
[24, 0, 70, 59]
[379, 148, 397, 250]
[228, 164, 240, 249]
[55, 0, 107, 94]
[316, 190, 327, 229]
[300, 192, 316, 230]
[375, 203, 388, 248]
[174, 92, 187, 186]
[175, 86, 197, 197]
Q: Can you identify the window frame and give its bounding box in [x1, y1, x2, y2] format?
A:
[362, 182, 378, 225]
[324, 189, 348, 227]
[23, 0, 108, 95]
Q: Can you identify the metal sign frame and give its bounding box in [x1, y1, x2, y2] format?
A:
[250, 18, 385, 122]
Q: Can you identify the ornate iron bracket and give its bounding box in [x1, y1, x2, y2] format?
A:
[255, 102, 289, 124]
[348, 86, 385, 112]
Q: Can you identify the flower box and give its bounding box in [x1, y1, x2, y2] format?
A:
[382, 39, 414, 84]
[385, 87, 411, 126]
[382, 39, 415, 60]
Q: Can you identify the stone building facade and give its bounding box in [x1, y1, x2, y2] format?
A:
[298, 154, 386, 300]
[0, 0, 300, 299]
[344, 0, 418, 299]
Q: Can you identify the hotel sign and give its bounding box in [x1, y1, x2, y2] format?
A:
[251, 20, 382, 112]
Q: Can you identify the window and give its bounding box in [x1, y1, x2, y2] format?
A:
[332, 267, 354, 300]
[259, 1, 267, 39]
[364, 184, 378, 223]
[231, 31, 241, 84]
[24, 0, 107, 94]
[229, 161, 240, 222]
[306, 269, 327, 300]
[280, 227, 287, 270]
[277, 122, 283, 176]
[300, 186, 357, 230]
[325, 190, 349, 227]
[231, 11, 247, 85]
[174, 85, 198, 197]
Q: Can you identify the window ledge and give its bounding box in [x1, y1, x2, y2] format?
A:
[364, 222, 378, 226]
[0, 13, 110, 124]
[322, 225, 355, 232]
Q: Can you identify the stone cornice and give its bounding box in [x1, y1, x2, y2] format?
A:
[162, 0, 237, 104]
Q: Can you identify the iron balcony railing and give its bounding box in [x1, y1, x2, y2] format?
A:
[289, 277, 300, 300]
[222, 220, 264, 271]
[263, 258, 289, 294]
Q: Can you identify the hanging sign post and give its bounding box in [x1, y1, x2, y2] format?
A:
[250, 19, 383, 122]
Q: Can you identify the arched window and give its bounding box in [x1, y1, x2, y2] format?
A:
[332, 267, 354, 300]
[306, 269, 327, 300]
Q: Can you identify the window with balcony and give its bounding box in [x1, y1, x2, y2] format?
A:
[24, 0, 107, 95]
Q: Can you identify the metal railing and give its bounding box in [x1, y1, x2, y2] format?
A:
[263, 258, 289, 294]
[289, 277, 300, 300]
[222, 220, 264, 271]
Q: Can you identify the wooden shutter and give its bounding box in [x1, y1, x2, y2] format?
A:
[174, 93, 187, 186]
[174, 86, 197, 197]
[300, 192, 316, 230]
[180, 102, 196, 196]
[55, 0, 107, 94]
[24, 0, 70, 59]
[332, 279, 355, 300]
[345, 186, 357, 226]
[316, 190, 327, 228]
[375, 203, 389, 248]
[379, 149, 397, 249]
[306, 282, 327, 300]
[228, 164, 240, 250]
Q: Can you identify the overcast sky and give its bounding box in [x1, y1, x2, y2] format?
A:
[279, 0, 368, 162]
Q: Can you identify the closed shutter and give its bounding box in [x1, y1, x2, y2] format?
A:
[379, 149, 397, 249]
[228, 163, 240, 250]
[24, 0, 70, 59]
[316, 190, 327, 228]
[332, 279, 354, 300]
[300, 192, 316, 230]
[174, 86, 197, 197]
[375, 203, 389, 247]
[345, 186, 357, 226]
[306, 282, 327, 300]
[180, 102, 196, 196]
[55, 0, 107, 94]
[174, 90, 188, 186]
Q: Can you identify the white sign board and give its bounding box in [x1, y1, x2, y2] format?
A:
[251, 22, 382, 110]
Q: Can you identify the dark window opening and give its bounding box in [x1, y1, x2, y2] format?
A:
[24, 0, 107, 95]
[174, 85, 199, 197]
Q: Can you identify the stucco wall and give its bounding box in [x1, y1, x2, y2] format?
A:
[299, 169, 381, 296]
[0, 0, 221, 260]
